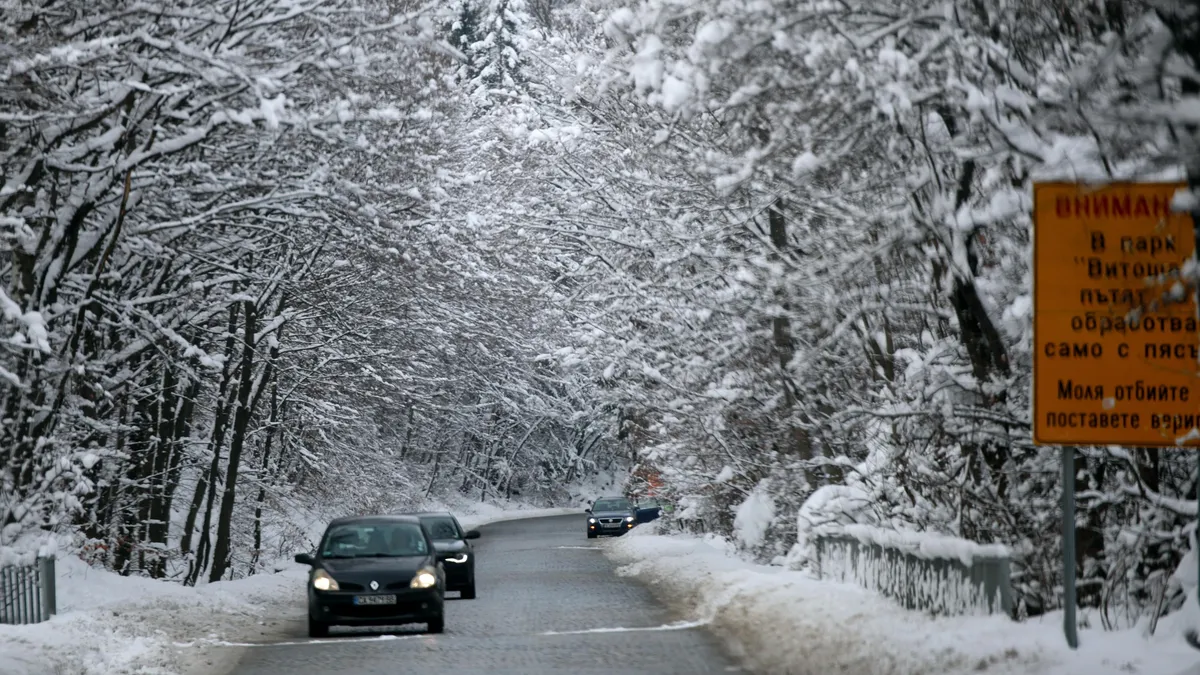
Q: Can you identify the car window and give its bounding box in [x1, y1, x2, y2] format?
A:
[593, 499, 631, 511]
[320, 522, 429, 558]
[421, 516, 462, 540]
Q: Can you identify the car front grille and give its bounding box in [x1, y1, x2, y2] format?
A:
[599, 518, 624, 525]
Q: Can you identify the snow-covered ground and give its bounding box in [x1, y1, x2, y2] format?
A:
[604, 525, 1200, 675]
[0, 501, 579, 675]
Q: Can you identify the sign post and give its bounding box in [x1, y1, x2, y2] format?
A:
[1032, 181, 1198, 649]
[1061, 446, 1078, 649]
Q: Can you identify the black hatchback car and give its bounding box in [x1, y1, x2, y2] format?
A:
[295, 514, 446, 637]
[399, 511, 481, 599]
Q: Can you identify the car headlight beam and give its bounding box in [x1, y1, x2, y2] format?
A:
[312, 568, 339, 591]
[587, 517, 596, 524]
[446, 553, 469, 564]
[410, 568, 438, 589]
[625, 516, 634, 522]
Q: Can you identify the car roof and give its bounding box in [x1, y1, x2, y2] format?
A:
[596, 496, 629, 501]
[327, 514, 424, 527]
[394, 511, 457, 519]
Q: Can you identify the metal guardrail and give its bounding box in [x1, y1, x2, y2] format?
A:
[0, 557, 57, 624]
[813, 533, 1013, 618]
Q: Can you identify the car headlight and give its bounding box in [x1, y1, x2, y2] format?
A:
[625, 516, 634, 522]
[410, 568, 438, 589]
[445, 553, 469, 564]
[312, 568, 339, 591]
[588, 517, 596, 524]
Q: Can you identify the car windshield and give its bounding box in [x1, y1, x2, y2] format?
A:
[421, 516, 462, 540]
[320, 522, 429, 558]
[593, 498, 631, 511]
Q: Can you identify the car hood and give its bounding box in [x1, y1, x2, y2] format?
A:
[432, 539, 467, 553]
[321, 556, 430, 581]
[591, 510, 633, 519]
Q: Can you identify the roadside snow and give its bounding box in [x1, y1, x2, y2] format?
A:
[813, 522, 1011, 566]
[0, 555, 305, 675]
[0, 502, 579, 675]
[732, 480, 774, 550]
[424, 498, 581, 531]
[605, 526, 1200, 675]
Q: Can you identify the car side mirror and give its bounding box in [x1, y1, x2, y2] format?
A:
[294, 552, 315, 566]
[584, 508, 592, 514]
[463, 530, 481, 540]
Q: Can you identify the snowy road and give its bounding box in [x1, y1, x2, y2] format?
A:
[225, 514, 739, 674]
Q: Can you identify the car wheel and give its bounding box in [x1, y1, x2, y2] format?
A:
[461, 580, 477, 599]
[587, 530, 597, 539]
[427, 616, 445, 634]
[308, 616, 329, 638]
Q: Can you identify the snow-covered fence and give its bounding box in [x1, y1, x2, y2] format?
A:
[812, 525, 1013, 617]
[0, 557, 57, 624]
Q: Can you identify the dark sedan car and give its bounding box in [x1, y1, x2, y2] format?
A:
[295, 514, 446, 637]
[586, 496, 637, 538]
[399, 511, 481, 599]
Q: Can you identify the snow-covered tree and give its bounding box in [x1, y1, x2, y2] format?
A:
[505, 0, 1200, 625]
[463, 0, 533, 99]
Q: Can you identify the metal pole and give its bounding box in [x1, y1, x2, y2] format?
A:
[17, 566, 28, 624]
[40, 557, 55, 619]
[33, 562, 41, 623]
[1062, 446, 1079, 649]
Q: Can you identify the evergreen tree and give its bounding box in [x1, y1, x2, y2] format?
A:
[450, 0, 483, 83]
[465, 0, 531, 100]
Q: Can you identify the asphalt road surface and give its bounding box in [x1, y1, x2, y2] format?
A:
[227, 513, 739, 675]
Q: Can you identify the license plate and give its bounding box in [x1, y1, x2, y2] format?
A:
[353, 594, 396, 605]
[601, 522, 619, 528]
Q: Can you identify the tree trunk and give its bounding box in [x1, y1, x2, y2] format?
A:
[246, 314, 284, 576]
[125, 369, 163, 575]
[1076, 453, 1106, 607]
[249, 379, 279, 576]
[767, 200, 818, 483]
[148, 362, 201, 578]
[143, 365, 178, 578]
[209, 299, 259, 583]
[398, 404, 415, 458]
[183, 298, 243, 585]
[932, 109, 1014, 542]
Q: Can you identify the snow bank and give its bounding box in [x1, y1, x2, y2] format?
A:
[790, 484, 877, 565]
[0, 554, 306, 675]
[605, 528, 1200, 675]
[420, 492, 586, 530]
[456, 504, 583, 530]
[0, 501, 579, 675]
[732, 481, 774, 550]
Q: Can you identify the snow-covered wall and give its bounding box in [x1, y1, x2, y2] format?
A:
[813, 524, 1013, 618]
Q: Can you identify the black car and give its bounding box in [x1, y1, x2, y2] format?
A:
[585, 496, 638, 538]
[399, 511, 481, 599]
[294, 514, 446, 637]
